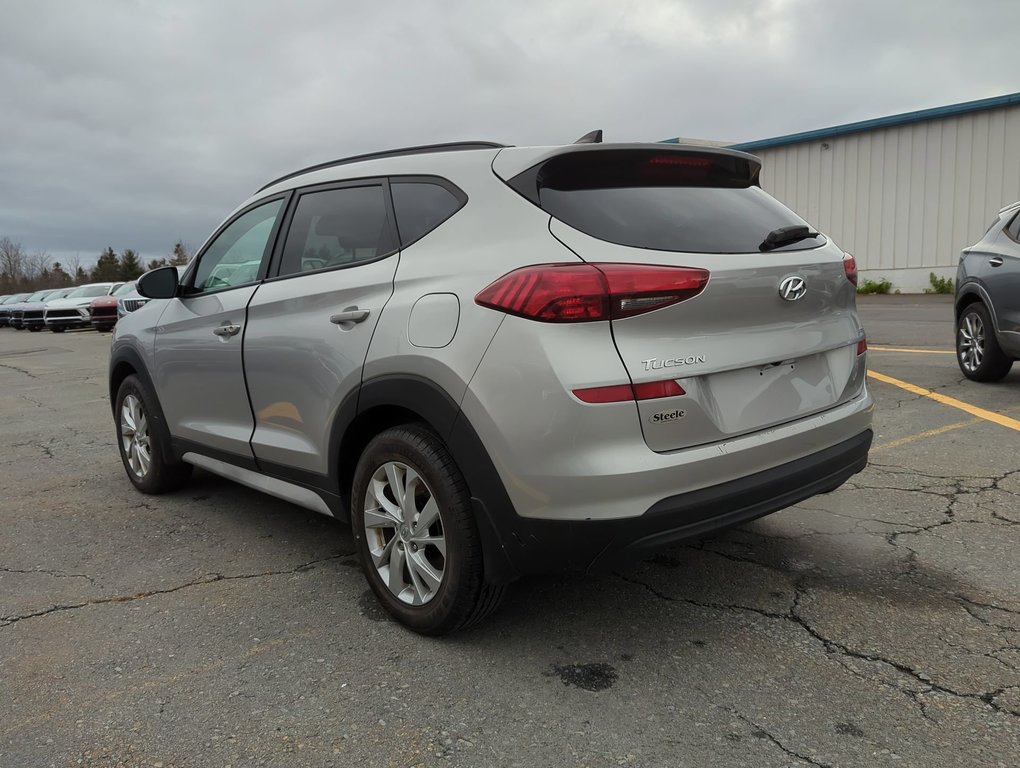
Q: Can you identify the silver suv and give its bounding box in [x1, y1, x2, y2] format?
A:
[955, 200, 1020, 381]
[109, 141, 873, 634]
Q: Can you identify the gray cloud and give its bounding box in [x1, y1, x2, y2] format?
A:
[2, 0, 1018, 266]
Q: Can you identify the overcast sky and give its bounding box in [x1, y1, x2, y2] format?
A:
[2, 0, 1019, 268]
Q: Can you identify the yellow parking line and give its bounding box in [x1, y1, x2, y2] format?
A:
[868, 370, 1020, 433]
[869, 346, 956, 355]
[871, 419, 980, 452]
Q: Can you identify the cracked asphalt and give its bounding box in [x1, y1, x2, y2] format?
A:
[2, 294, 1019, 767]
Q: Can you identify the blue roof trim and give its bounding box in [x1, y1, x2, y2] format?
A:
[670, 92, 1020, 152]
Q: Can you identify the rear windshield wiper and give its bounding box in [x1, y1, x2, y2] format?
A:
[759, 224, 819, 252]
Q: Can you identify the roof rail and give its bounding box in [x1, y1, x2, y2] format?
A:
[257, 141, 508, 193]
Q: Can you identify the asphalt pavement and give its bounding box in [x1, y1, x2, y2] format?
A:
[2, 294, 1018, 767]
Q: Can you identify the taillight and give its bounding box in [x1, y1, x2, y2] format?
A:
[474, 263, 709, 322]
[843, 252, 858, 286]
[573, 378, 685, 404]
[857, 338, 867, 355]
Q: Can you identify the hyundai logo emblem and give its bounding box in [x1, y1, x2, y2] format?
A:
[778, 275, 807, 301]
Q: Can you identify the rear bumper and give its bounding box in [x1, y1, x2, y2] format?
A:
[479, 429, 872, 578]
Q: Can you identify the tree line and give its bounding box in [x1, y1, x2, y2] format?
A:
[0, 238, 192, 294]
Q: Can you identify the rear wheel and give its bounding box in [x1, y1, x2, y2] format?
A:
[957, 302, 1013, 382]
[115, 375, 192, 493]
[351, 425, 505, 635]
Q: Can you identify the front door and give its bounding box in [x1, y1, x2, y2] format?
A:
[154, 197, 286, 459]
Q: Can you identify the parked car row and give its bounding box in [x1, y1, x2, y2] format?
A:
[0, 281, 143, 333]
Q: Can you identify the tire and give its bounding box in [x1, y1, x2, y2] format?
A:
[351, 424, 505, 635]
[50, 327, 65, 333]
[957, 302, 1013, 382]
[28, 326, 40, 333]
[114, 374, 192, 493]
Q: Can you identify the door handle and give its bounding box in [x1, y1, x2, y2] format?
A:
[989, 257, 1004, 268]
[330, 308, 371, 325]
[212, 323, 242, 337]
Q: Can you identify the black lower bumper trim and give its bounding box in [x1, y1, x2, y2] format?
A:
[486, 429, 873, 578]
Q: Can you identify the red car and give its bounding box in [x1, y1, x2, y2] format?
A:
[90, 281, 136, 332]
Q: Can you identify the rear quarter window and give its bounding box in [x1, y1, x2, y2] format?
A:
[1005, 210, 1020, 243]
[391, 180, 465, 248]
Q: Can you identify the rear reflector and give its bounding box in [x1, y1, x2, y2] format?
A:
[857, 338, 867, 355]
[475, 263, 709, 322]
[573, 379, 685, 404]
[843, 252, 858, 286]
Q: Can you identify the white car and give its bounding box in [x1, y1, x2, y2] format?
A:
[44, 282, 122, 332]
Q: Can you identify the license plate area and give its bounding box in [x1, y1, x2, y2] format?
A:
[701, 351, 843, 435]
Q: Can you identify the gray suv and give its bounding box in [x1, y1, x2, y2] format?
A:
[956, 200, 1020, 381]
[109, 141, 874, 634]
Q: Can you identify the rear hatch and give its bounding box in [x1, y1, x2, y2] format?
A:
[496, 145, 866, 452]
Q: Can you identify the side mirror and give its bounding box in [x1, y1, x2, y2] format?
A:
[136, 266, 180, 299]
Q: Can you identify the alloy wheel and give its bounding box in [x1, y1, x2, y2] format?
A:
[958, 313, 985, 373]
[120, 394, 152, 478]
[363, 461, 447, 605]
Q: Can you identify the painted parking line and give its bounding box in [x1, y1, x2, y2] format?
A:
[869, 346, 956, 355]
[871, 418, 981, 452]
[868, 370, 1020, 433]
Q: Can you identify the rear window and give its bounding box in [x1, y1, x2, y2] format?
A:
[510, 150, 824, 254]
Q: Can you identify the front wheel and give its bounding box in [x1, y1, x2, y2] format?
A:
[50, 327, 65, 333]
[115, 375, 192, 493]
[351, 425, 505, 635]
[957, 303, 1013, 382]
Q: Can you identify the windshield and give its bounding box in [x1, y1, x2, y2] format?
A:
[26, 291, 51, 302]
[65, 285, 113, 299]
[3, 294, 29, 304]
[112, 282, 136, 297]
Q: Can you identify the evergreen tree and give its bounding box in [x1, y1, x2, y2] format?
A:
[147, 258, 168, 271]
[119, 249, 143, 280]
[91, 247, 121, 282]
[170, 242, 192, 266]
[49, 263, 73, 285]
[74, 266, 88, 284]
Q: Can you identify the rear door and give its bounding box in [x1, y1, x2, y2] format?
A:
[154, 197, 286, 459]
[505, 147, 866, 452]
[243, 180, 400, 476]
[984, 211, 1020, 343]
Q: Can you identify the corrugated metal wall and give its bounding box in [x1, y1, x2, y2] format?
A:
[754, 104, 1020, 290]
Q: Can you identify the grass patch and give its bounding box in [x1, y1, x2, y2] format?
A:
[924, 272, 954, 294]
[857, 278, 893, 295]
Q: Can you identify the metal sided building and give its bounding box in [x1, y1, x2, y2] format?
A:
[684, 93, 1020, 293]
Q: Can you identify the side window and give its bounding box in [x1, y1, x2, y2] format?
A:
[192, 199, 283, 293]
[391, 181, 464, 247]
[1006, 211, 1020, 243]
[278, 185, 395, 277]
